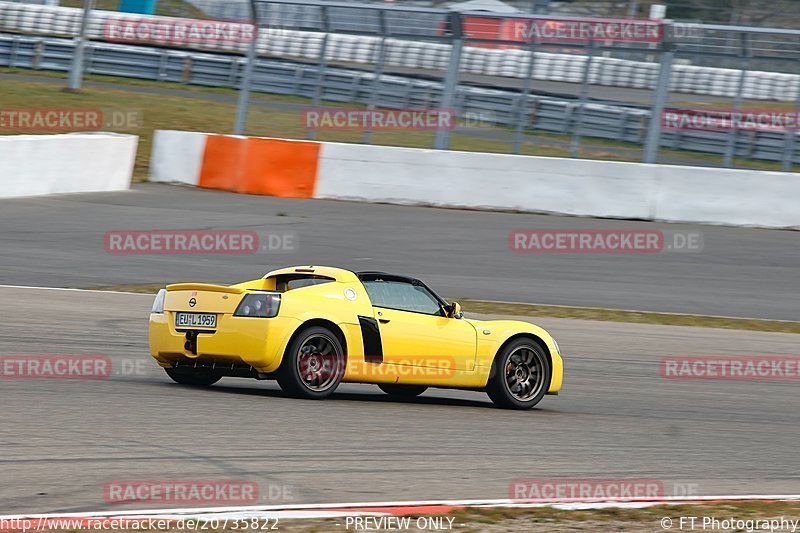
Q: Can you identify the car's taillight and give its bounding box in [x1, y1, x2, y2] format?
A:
[151, 289, 166, 314]
[234, 293, 281, 318]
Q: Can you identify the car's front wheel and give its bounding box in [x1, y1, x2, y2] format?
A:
[486, 338, 551, 410]
[277, 326, 345, 400]
[164, 367, 221, 387]
[378, 384, 428, 397]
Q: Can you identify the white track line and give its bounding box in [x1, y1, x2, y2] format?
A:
[475, 299, 800, 323]
[2, 285, 793, 324]
[0, 285, 147, 295]
[2, 495, 799, 521]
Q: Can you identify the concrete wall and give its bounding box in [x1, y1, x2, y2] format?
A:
[0, 133, 138, 198]
[150, 130, 800, 229]
[316, 143, 800, 228]
[314, 143, 658, 220]
[150, 130, 206, 186]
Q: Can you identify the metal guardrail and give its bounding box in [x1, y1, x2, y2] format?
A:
[1, 1, 798, 102]
[2, 32, 799, 166]
[3, 0, 800, 168]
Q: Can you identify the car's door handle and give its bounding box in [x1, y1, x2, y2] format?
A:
[379, 318, 390, 324]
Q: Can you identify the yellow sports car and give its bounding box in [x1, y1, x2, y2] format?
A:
[149, 266, 563, 409]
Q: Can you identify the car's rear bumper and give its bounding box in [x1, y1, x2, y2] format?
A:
[149, 312, 299, 373]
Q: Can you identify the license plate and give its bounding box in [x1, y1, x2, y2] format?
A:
[175, 312, 217, 329]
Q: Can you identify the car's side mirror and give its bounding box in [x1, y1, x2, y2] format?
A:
[445, 302, 463, 319]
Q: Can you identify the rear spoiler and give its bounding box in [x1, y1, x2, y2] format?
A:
[166, 283, 245, 295]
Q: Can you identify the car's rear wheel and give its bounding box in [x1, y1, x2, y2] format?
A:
[277, 326, 345, 400]
[377, 384, 428, 397]
[164, 367, 221, 387]
[486, 338, 550, 410]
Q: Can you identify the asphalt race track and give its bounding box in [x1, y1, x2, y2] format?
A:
[0, 184, 799, 320]
[0, 185, 798, 515]
[1, 286, 798, 514]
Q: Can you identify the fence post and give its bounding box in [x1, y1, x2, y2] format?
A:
[569, 38, 595, 158]
[67, 0, 94, 91]
[781, 65, 800, 172]
[307, 4, 330, 141]
[234, 0, 260, 136]
[433, 12, 463, 151]
[363, 9, 388, 146]
[723, 32, 750, 168]
[512, 24, 537, 155]
[643, 21, 673, 164]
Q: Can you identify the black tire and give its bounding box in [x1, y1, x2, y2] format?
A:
[377, 383, 428, 397]
[164, 367, 221, 387]
[277, 326, 345, 400]
[486, 338, 551, 410]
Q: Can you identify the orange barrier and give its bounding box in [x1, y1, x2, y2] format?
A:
[240, 137, 320, 197]
[197, 135, 246, 192]
[198, 136, 320, 198]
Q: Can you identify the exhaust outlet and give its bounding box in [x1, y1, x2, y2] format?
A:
[184, 331, 198, 355]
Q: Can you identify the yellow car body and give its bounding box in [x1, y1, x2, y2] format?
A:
[149, 266, 563, 408]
